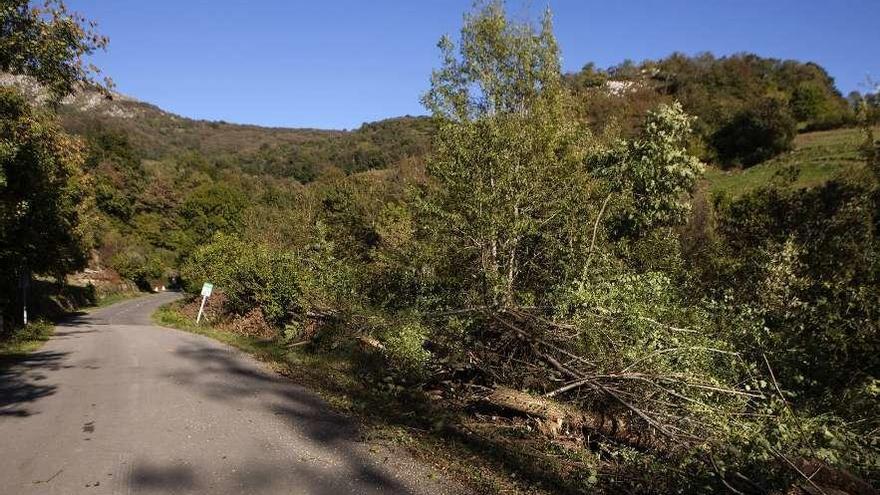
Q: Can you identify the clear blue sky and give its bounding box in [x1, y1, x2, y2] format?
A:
[67, 0, 880, 130]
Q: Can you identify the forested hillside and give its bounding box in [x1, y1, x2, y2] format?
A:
[0, 71, 434, 289]
[10, 50, 870, 294]
[566, 52, 861, 167]
[2, 1, 879, 493]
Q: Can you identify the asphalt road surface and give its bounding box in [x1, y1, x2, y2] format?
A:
[0, 293, 465, 494]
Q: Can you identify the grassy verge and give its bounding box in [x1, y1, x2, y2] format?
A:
[153, 305, 288, 363]
[92, 290, 146, 309]
[153, 300, 570, 495]
[0, 320, 54, 357]
[705, 125, 876, 198]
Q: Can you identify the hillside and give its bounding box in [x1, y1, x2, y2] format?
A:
[61, 100, 435, 181]
[7, 63, 867, 192]
[3, 2, 880, 494]
[705, 125, 877, 197]
[1, 73, 434, 182]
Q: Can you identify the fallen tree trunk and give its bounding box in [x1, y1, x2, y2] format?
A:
[793, 459, 878, 495]
[356, 335, 385, 353]
[485, 387, 567, 436]
[483, 387, 663, 450]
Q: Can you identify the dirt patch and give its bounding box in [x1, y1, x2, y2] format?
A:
[228, 308, 275, 339]
[178, 293, 274, 339]
[67, 266, 136, 295]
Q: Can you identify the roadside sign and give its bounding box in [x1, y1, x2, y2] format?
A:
[19, 272, 29, 325]
[197, 282, 214, 324]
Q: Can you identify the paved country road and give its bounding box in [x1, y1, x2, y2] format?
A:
[0, 293, 465, 494]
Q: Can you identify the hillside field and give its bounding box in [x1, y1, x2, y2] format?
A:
[705, 126, 877, 197]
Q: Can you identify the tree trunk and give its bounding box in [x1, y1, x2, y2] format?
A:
[483, 387, 663, 450]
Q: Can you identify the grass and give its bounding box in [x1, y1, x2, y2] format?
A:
[92, 290, 146, 309]
[0, 320, 54, 357]
[153, 300, 565, 495]
[705, 126, 876, 198]
[153, 305, 289, 363]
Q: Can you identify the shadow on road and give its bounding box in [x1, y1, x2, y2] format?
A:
[0, 350, 68, 418]
[131, 462, 200, 491]
[146, 344, 415, 495]
[51, 328, 100, 340]
[0, 312, 106, 419]
[60, 311, 108, 326]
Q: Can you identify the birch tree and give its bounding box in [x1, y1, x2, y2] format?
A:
[422, 1, 595, 308]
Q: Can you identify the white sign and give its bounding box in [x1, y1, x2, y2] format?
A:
[197, 282, 213, 324]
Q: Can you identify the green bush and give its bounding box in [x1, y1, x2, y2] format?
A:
[0, 319, 53, 354]
[181, 234, 303, 328]
[110, 248, 168, 291]
[180, 224, 361, 332]
[712, 96, 797, 167]
[381, 320, 431, 379]
[712, 179, 879, 404]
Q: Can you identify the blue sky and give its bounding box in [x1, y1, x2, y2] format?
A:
[67, 0, 880, 130]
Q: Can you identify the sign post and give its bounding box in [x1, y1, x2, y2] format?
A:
[196, 282, 213, 324]
[19, 272, 29, 326]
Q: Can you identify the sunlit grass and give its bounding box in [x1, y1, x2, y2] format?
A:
[705, 126, 876, 197]
[92, 290, 145, 309]
[152, 304, 289, 363]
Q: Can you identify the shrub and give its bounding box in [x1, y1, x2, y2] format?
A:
[381, 321, 431, 379]
[180, 234, 303, 329]
[712, 179, 879, 413]
[109, 247, 168, 291]
[180, 225, 361, 333]
[711, 96, 797, 167]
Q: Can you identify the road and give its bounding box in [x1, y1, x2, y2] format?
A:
[0, 293, 465, 494]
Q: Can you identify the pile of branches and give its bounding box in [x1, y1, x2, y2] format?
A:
[433, 305, 877, 495]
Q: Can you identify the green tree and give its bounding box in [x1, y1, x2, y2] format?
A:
[594, 102, 704, 237]
[180, 183, 248, 248]
[791, 80, 828, 122]
[0, 0, 109, 98]
[422, 1, 593, 307]
[711, 95, 797, 167]
[0, 0, 105, 322]
[0, 88, 94, 316]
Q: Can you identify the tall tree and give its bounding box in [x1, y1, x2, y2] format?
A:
[1, 0, 109, 98]
[0, 0, 105, 323]
[422, 1, 594, 307]
[0, 88, 94, 281]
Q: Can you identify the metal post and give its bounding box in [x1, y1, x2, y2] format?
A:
[196, 295, 207, 324]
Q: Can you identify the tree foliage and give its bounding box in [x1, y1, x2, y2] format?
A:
[567, 52, 852, 167]
[422, 1, 594, 307]
[711, 95, 798, 167]
[0, 87, 93, 318]
[594, 102, 704, 236]
[0, 0, 109, 98]
[0, 0, 108, 323]
[4, 0, 876, 491]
